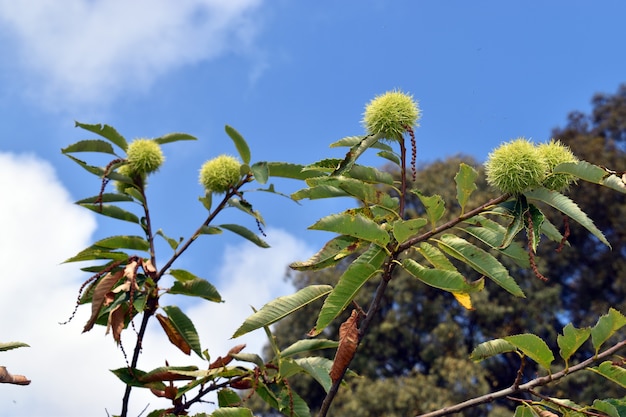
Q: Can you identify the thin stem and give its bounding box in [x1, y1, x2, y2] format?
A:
[121, 182, 156, 417]
[417, 339, 626, 417]
[158, 176, 251, 278]
[120, 176, 252, 417]
[399, 193, 511, 252]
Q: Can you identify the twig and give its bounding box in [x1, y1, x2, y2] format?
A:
[527, 389, 606, 416]
[399, 193, 511, 252]
[416, 339, 626, 417]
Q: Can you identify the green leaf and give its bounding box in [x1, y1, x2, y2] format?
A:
[75, 121, 128, 151]
[525, 187, 610, 248]
[500, 196, 527, 249]
[210, 407, 254, 417]
[225, 125, 251, 165]
[554, 161, 626, 194]
[592, 399, 621, 417]
[93, 235, 150, 251]
[162, 305, 202, 357]
[401, 259, 483, 293]
[228, 199, 265, 225]
[170, 278, 222, 302]
[589, 361, 626, 388]
[169, 269, 198, 282]
[156, 229, 181, 250]
[346, 165, 394, 184]
[514, 405, 540, 417]
[219, 224, 269, 248]
[412, 190, 445, 228]
[377, 150, 400, 165]
[79, 203, 139, 224]
[503, 334, 554, 371]
[199, 192, 212, 211]
[75, 193, 134, 204]
[251, 161, 269, 184]
[309, 213, 390, 248]
[312, 245, 386, 335]
[266, 162, 326, 180]
[294, 357, 334, 393]
[61, 139, 118, 155]
[230, 352, 264, 368]
[392, 218, 428, 244]
[591, 308, 626, 353]
[470, 339, 517, 361]
[64, 153, 110, 177]
[292, 184, 350, 200]
[64, 247, 129, 263]
[199, 225, 223, 235]
[417, 242, 457, 271]
[280, 339, 339, 358]
[436, 234, 525, 297]
[329, 135, 393, 151]
[152, 133, 197, 145]
[557, 323, 591, 365]
[111, 367, 166, 390]
[218, 388, 243, 408]
[232, 285, 332, 338]
[290, 235, 366, 271]
[461, 223, 530, 268]
[526, 204, 544, 253]
[306, 176, 397, 209]
[455, 163, 478, 214]
[331, 132, 385, 176]
[0, 342, 30, 352]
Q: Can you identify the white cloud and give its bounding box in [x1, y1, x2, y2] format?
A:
[0, 152, 313, 416]
[0, 0, 264, 110]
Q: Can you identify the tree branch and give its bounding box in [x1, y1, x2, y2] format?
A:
[417, 339, 626, 417]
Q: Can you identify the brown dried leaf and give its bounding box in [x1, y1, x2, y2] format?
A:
[0, 366, 31, 385]
[106, 303, 129, 344]
[139, 370, 195, 383]
[83, 270, 124, 333]
[329, 310, 360, 383]
[124, 260, 138, 279]
[209, 344, 247, 369]
[142, 258, 156, 274]
[156, 313, 191, 355]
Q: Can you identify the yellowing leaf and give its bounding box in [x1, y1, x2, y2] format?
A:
[452, 292, 473, 310]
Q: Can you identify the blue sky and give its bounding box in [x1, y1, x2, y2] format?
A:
[1, 1, 626, 415]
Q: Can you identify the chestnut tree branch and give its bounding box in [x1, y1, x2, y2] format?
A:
[417, 339, 626, 417]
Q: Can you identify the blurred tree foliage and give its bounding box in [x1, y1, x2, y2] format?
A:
[249, 84, 626, 416]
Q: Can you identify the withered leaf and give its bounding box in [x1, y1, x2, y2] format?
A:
[106, 303, 129, 344]
[83, 270, 124, 333]
[329, 310, 360, 383]
[156, 313, 191, 355]
[139, 369, 194, 383]
[0, 366, 30, 385]
[142, 258, 156, 274]
[124, 259, 138, 279]
[150, 385, 178, 399]
[209, 344, 246, 369]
